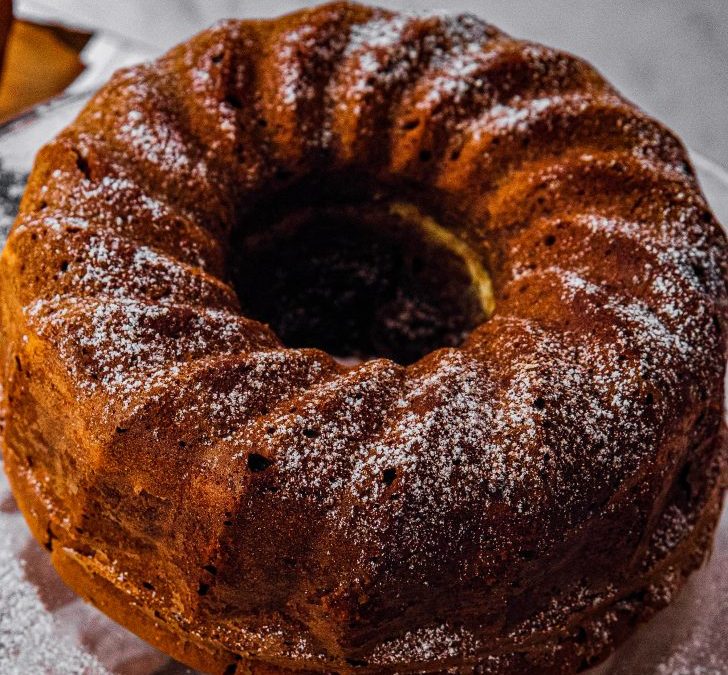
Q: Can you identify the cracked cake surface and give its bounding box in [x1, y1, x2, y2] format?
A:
[0, 2, 727, 673]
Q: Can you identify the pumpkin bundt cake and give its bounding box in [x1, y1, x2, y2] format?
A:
[1, 2, 727, 673]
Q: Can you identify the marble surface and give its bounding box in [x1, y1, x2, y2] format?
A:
[16, 0, 728, 169]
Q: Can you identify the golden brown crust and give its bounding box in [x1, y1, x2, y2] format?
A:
[5, 428, 725, 674]
[1, 2, 727, 673]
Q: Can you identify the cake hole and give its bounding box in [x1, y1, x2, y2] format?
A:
[382, 468, 397, 485]
[679, 161, 694, 177]
[418, 148, 433, 162]
[203, 564, 218, 575]
[231, 178, 494, 365]
[274, 167, 294, 181]
[645, 392, 654, 405]
[577, 658, 592, 672]
[345, 659, 368, 668]
[197, 582, 210, 596]
[247, 453, 273, 472]
[44, 524, 56, 552]
[533, 396, 546, 410]
[543, 234, 556, 246]
[223, 663, 238, 675]
[74, 152, 91, 180]
[225, 94, 242, 109]
[402, 118, 420, 130]
[677, 461, 693, 501]
[142, 581, 155, 591]
[302, 427, 318, 439]
[624, 588, 646, 604]
[211, 52, 224, 64]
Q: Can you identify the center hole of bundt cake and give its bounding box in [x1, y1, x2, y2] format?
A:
[231, 183, 494, 365]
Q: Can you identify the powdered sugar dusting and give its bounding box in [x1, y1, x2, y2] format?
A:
[0, 547, 107, 674]
[464, 91, 595, 142]
[371, 622, 481, 666]
[328, 10, 495, 139]
[278, 25, 318, 107]
[24, 296, 275, 405]
[120, 110, 195, 173]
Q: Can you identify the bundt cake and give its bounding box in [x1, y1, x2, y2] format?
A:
[1, 2, 727, 673]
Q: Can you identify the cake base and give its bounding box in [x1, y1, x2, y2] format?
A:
[4, 435, 724, 675]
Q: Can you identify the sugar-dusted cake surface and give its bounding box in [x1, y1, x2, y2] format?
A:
[1, 2, 727, 673]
